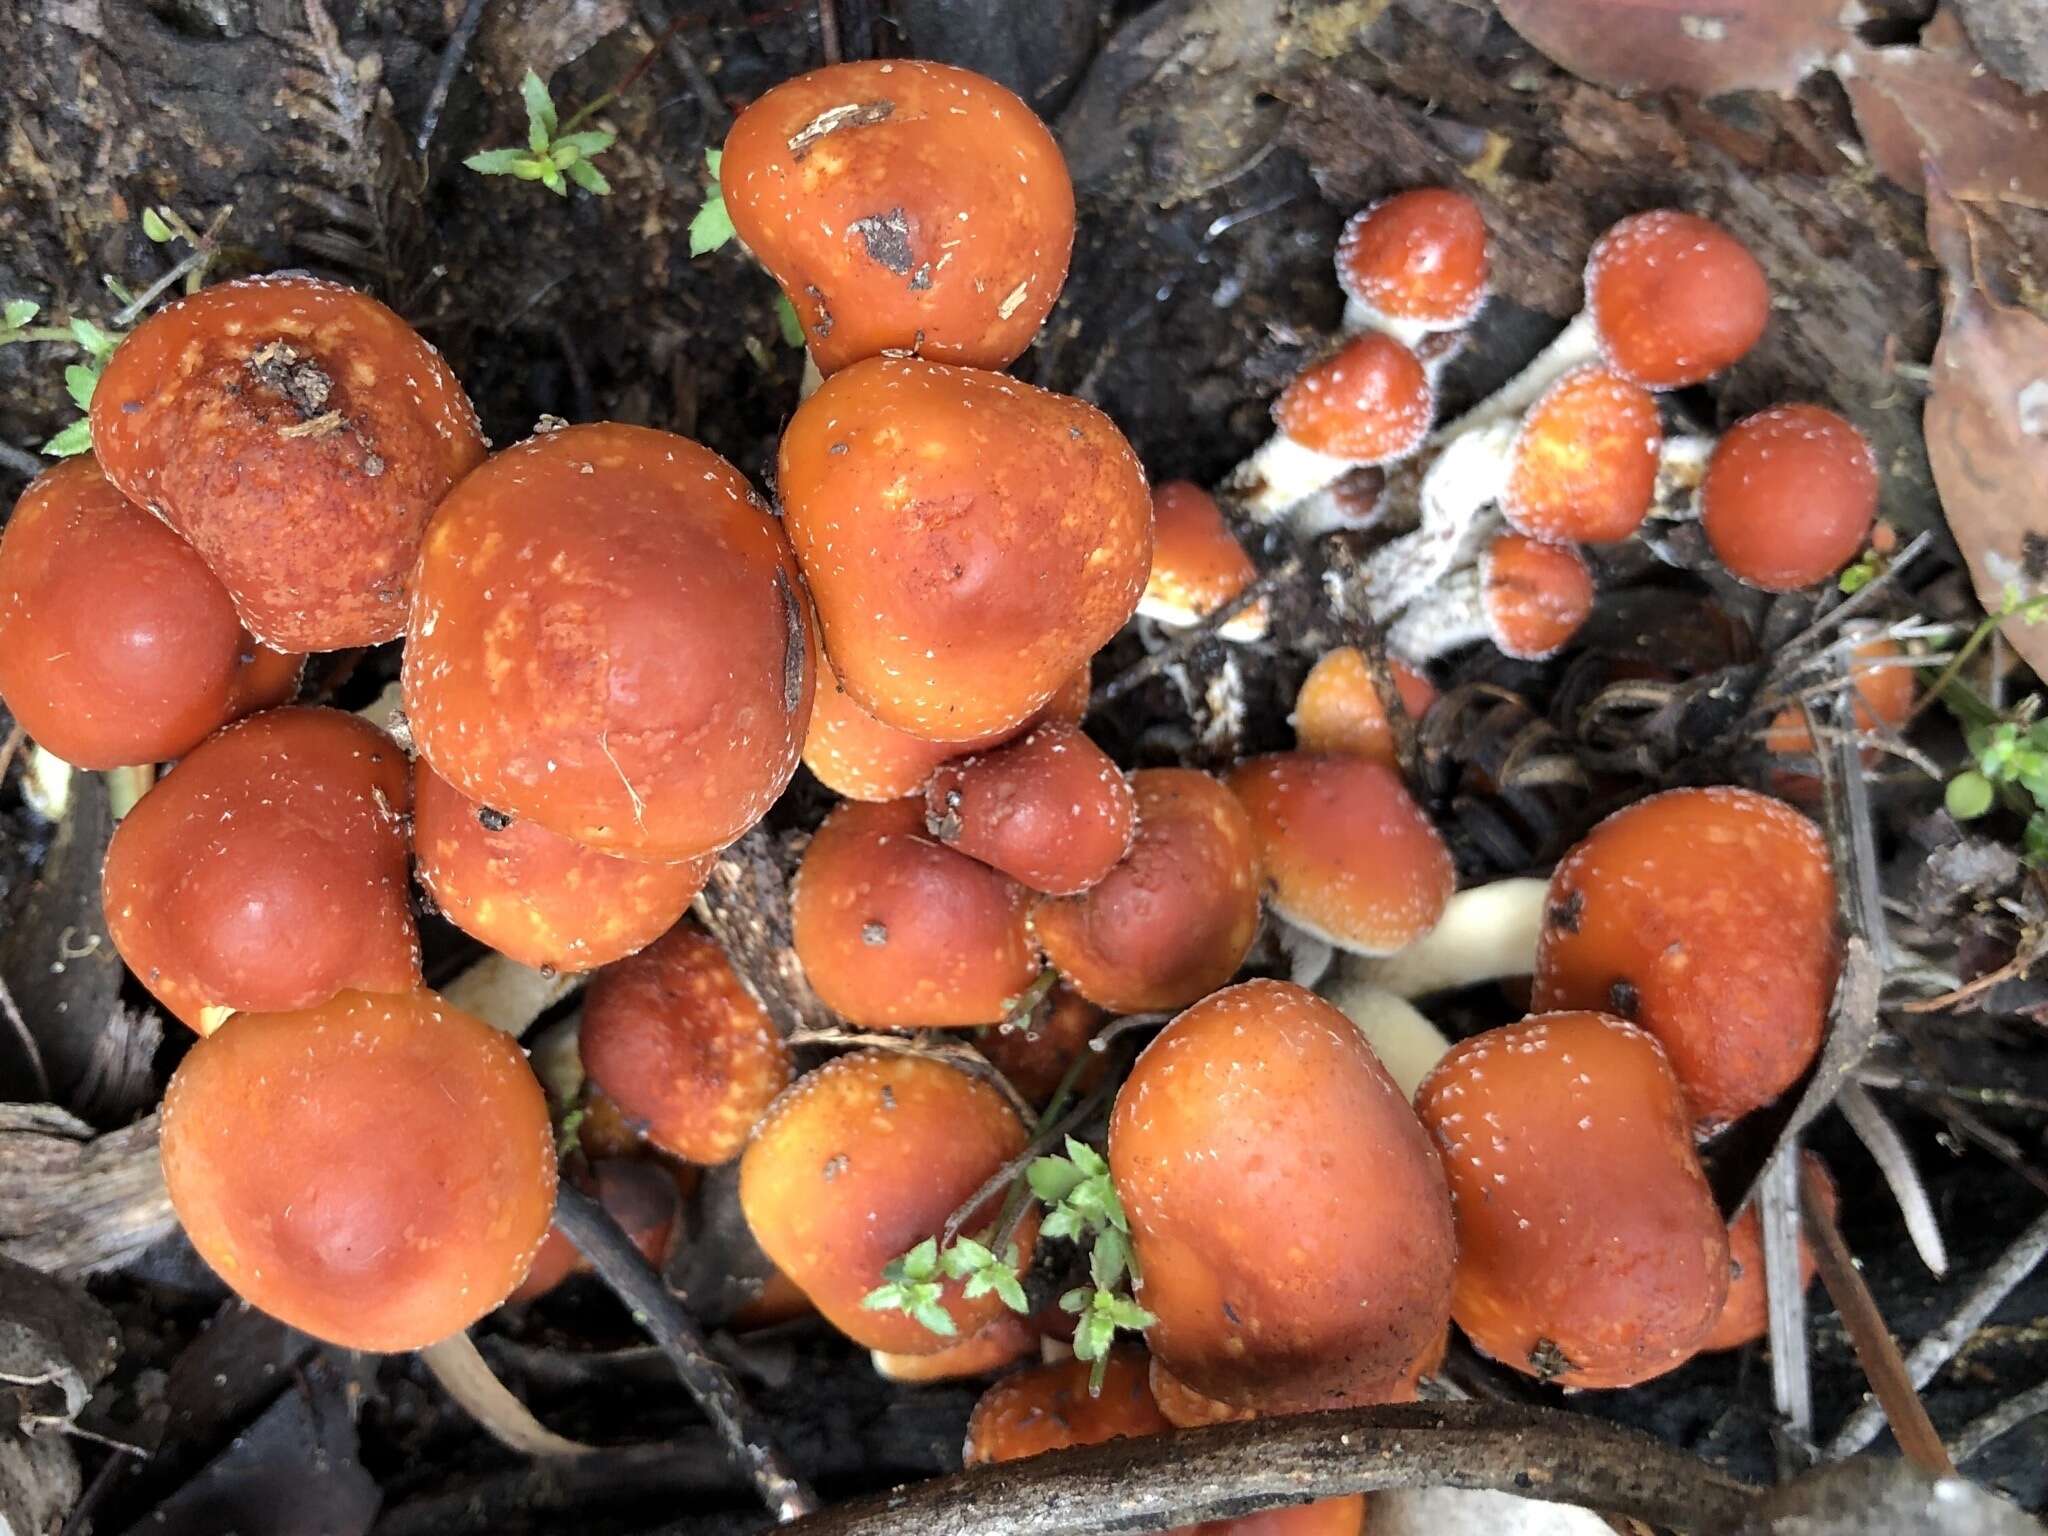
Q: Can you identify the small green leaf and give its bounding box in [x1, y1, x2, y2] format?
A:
[775, 293, 804, 348]
[565, 159, 612, 195]
[704, 147, 723, 178]
[1058, 1286, 1092, 1315]
[1039, 1205, 1086, 1243]
[1028, 1155, 1084, 1204]
[945, 1237, 995, 1276]
[1064, 1138, 1109, 1178]
[522, 69, 558, 152]
[3, 299, 40, 331]
[961, 1269, 997, 1301]
[1946, 771, 1995, 821]
[41, 418, 92, 457]
[861, 1283, 906, 1312]
[1090, 1228, 1130, 1292]
[70, 318, 117, 360]
[63, 363, 99, 413]
[896, 1237, 940, 1283]
[910, 1299, 958, 1338]
[1104, 1296, 1157, 1331]
[465, 148, 530, 176]
[142, 207, 173, 242]
[689, 192, 736, 256]
[990, 1268, 1028, 1313]
[553, 129, 615, 159]
[1073, 1310, 1116, 1362]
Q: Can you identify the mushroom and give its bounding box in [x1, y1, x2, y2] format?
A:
[102, 706, 417, 1034]
[89, 273, 486, 651]
[1109, 980, 1454, 1412]
[1388, 531, 1595, 663]
[719, 59, 1074, 374]
[1763, 633, 1915, 793]
[738, 1050, 1036, 1353]
[413, 762, 712, 974]
[790, 796, 1039, 1027]
[1137, 481, 1268, 641]
[1415, 1010, 1731, 1388]
[1336, 187, 1490, 345]
[1225, 753, 1454, 956]
[1337, 877, 1550, 1000]
[1532, 786, 1838, 1128]
[1697, 1154, 1835, 1354]
[964, 1350, 1367, 1536]
[0, 457, 302, 770]
[1290, 648, 1436, 765]
[578, 926, 794, 1165]
[1146, 1357, 1256, 1427]
[803, 661, 1089, 803]
[1502, 366, 1663, 545]
[976, 984, 1106, 1108]
[1700, 404, 1878, 591]
[159, 986, 557, 1351]
[1317, 980, 1453, 1101]
[925, 722, 1136, 895]
[872, 1311, 1039, 1383]
[1228, 332, 1434, 522]
[404, 422, 813, 862]
[1587, 210, 1770, 390]
[1031, 768, 1260, 1014]
[780, 357, 1149, 743]
[507, 1159, 687, 1305]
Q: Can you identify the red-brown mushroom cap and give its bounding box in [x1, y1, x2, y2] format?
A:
[413, 763, 711, 974]
[1763, 636, 1915, 766]
[404, 422, 813, 862]
[1698, 1154, 1834, 1354]
[579, 927, 794, 1165]
[1272, 333, 1434, 465]
[1335, 188, 1490, 330]
[1481, 533, 1596, 661]
[738, 1050, 1036, 1353]
[1291, 649, 1436, 766]
[1533, 786, 1839, 1127]
[925, 723, 1136, 895]
[1225, 754, 1453, 957]
[803, 663, 1089, 803]
[0, 457, 301, 769]
[1147, 1358, 1256, 1428]
[1109, 980, 1456, 1412]
[1031, 768, 1260, 1014]
[103, 707, 417, 1034]
[779, 357, 1149, 742]
[1416, 1010, 1730, 1389]
[1502, 365, 1662, 544]
[88, 275, 484, 650]
[720, 59, 1075, 374]
[1701, 404, 1879, 592]
[160, 987, 557, 1352]
[1138, 481, 1267, 640]
[872, 1311, 1039, 1383]
[976, 984, 1106, 1109]
[1585, 210, 1769, 390]
[791, 797, 1039, 1027]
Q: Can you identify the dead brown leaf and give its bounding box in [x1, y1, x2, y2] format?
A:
[1496, 0, 1852, 98]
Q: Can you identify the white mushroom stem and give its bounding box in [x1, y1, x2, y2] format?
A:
[1228, 434, 1357, 523]
[441, 952, 585, 1037]
[1348, 878, 1549, 999]
[1271, 917, 1336, 990]
[1386, 563, 1490, 663]
[419, 1332, 593, 1458]
[1839, 1081, 1949, 1278]
[1341, 299, 1437, 349]
[1135, 593, 1269, 644]
[1647, 432, 1715, 521]
[1360, 427, 1514, 620]
[104, 764, 155, 820]
[356, 678, 407, 735]
[1320, 976, 1452, 1100]
[1433, 311, 1601, 440]
[21, 746, 73, 822]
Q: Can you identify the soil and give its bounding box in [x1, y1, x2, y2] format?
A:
[2, 1, 2047, 1533]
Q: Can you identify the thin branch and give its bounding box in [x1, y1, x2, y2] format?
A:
[765, 1402, 1761, 1536]
[1838, 1083, 1948, 1277]
[0, 971, 52, 1102]
[1949, 1377, 2048, 1466]
[637, 2, 731, 130]
[1759, 1146, 1812, 1442]
[553, 1183, 817, 1521]
[416, 0, 492, 153]
[1094, 554, 1302, 708]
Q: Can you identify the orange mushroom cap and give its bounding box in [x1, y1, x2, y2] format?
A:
[0, 457, 301, 769]
[1416, 1010, 1730, 1389]
[976, 984, 1107, 1109]
[780, 356, 1149, 742]
[804, 662, 1088, 803]
[404, 422, 813, 862]
[791, 797, 1039, 1027]
[1272, 333, 1433, 464]
[1586, 210, 1769, 390]
[1335, 188, 1490, 330]
[1481, 533, 1595, 661]
[103, 707, 417, 1034]
[1147, 1357, 1256, 1428]
[738, 1049, 1036, 1353]
[89, 275, 484, 651]
[1533, 786, 1839, 1127]
[1031, 768, 1260, 1014]
[1226, 753, 1452, 956]
[1110, 980, 1455, 1412]
[872, 1311, 1039, 1382]
[414, 762, 711, 974]
[1701, 404, 1878, 592]
[579, 926, 793, 1165]
[160, 987, 557, 1352]
[1291, 649, 1436, 766]
[1764, 636, 1915, 772]
[720, 60, 1074, 374]
[1502, 365, 1662, 544]
[926, 723, 1136, 895]
[1139, 481, 1266, 639]
[1698, 1154, 1834, 1354]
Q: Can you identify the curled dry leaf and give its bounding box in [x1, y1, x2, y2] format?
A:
[1837, 12, 2048, 207]
[1496, 0, 1851, 98]
[1923, 187, 2048, 678]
